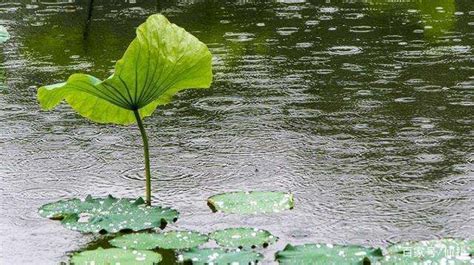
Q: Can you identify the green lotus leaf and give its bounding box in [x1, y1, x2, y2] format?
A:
[383, 238, 474, 264]
[0, 26, 9, 44]
[38, 195, 178, 233]
[178, 248, 263, 264]
[70, 248, 162, 265]
[37, 14, 212, 125]
[275, 243, 383, 265]
[210, 227, 277, 249]
[110, 231, 208, 250]
[207, 191, 294, 214]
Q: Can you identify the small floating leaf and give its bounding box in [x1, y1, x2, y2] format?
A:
[275, 243, 383, 265]
[38, 195, 178, 233]
[208, 191, 294, 214]
[179, 248, 263, 264]
[383, 238, 474, 264]
[0, 26, 9, 43]
[110, 231, 208, 250]
[210, 227, 277, 249]
[70, 248, 162, 265]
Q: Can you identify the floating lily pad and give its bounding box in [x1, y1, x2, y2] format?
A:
[383, 238, 474, 264]
[178, 248, 263, 264]
[208, 191, 294, 214]
[210, 227, 277, 249]
[38, 195, 178, 233]
[70, 248, 162, 265]
[110, 231, 209, 250]
[0, 26, 9, 43]
[275, 243, 383, 265]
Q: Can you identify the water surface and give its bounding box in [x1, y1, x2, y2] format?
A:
[0, 0, 473, 264]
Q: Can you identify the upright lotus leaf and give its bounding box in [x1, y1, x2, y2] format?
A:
[275, 244, 383, 265]
[383, 238, 474, 264]
[178, 248, 263, 264]
[70, 248, 162, 265]
[38, 195, 178, 233]
[37, 14, 212, 124]
[208, 191, 294, 214]
[0, 26, 9, 43]
[209, 227, 277, 249]
[37, 14, 213, 205]
[110, 231, 208, 250]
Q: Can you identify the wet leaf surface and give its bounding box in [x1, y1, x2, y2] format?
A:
[275, 243, 383, 265]
[209, 227, 277, 249]
[208, 191, 294, 214]
[70, 247, 162, 265]
[110, 231, 208, 250]
[38, 195, 178, 233]
[178, 248, 263, 264]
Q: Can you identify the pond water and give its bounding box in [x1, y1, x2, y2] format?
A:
[0, 0, 473, 264]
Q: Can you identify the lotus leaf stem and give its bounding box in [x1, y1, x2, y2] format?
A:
[133, 109, 152, 206]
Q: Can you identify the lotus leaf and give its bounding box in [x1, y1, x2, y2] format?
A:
[210, 227, 277, 249]
[38, 195, 178, 233]
[70, 248, 162, 265]
[110, 231, 208, 250]
[178, 248, 263, 264]
[208, 191, 294, 214]
[275, 243, 383, 265]
[37, 14, 212, 125]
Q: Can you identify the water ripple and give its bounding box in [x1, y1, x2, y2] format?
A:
[1, 1, 473, 264]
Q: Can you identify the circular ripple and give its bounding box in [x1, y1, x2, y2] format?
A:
[415, 154, 444, 164]
[192, 96, 245, 112]
[223, 32, 255, 42]
[393, 50, 445, 65]
[350, 25, 373, 33]
[17, 186, 82, 201]
[327, 46, 362, 55]
[15, 151, 106, 174]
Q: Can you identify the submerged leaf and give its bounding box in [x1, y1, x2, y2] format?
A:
[178, 248, 263, 264]
[70, 248, 162, 265]
[275, 243, 383, 265]
[210, 227, 277, 249]
[110, 231, 208, 250]
[38, 195, 178, 233]
[383, 238, 474, 264]
[37, 14, 212, 125]
[208, 191, 294, 214]
[0, 26, 9, 43]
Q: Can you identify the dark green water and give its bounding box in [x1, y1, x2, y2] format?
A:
[0, 0, 473, 264]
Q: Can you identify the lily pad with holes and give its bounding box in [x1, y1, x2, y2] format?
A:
[382, 238, 474, 264]
[210, 227, 277, 249]
[70, 248, 162, 265]
[275, 243, 383, 265]
[38, 195, 178, 233]
[178, 248, 263, 265]
[0, 26, 9, 43]
[207, 191, 294, 214]
[110, 231, 208, 250]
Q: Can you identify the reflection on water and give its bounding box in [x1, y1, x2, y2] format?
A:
[0, 0, 473, 264]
